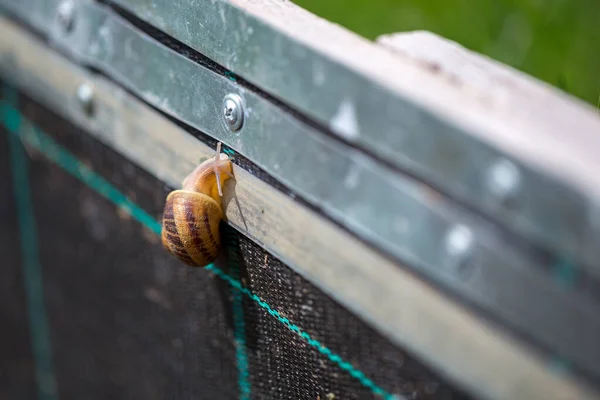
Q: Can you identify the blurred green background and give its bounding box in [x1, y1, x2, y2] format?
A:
[293, 0, 600, 106]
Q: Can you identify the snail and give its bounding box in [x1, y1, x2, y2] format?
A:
[161, 142, 233, 267]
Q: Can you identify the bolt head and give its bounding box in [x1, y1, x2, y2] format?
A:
[222, 94, 244, 131]
[76, 83, 94, 115]
[487, 159, 520, 204]
[446, 224, 473, 260]
[57, 1, 76, 32]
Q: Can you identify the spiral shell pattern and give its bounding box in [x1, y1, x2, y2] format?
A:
[161, 190, 223, 267]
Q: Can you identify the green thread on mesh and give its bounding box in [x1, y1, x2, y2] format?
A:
[226, 231, 251, 399]
[205, 264, 395, 399]
[224, 71, 237, 82]
[550, 356, 572, 374]
[553, 255, 577, 288]
[0, 100, 397, 400]
[3, 89, 58, 400]
[1, 103, 162, 235]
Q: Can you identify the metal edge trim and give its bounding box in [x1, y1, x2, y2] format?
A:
[107, 0, 600, 278]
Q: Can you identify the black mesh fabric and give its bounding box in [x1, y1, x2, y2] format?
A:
[0, 87, 470, 399]
[4, 89, 239, 399]
[0, 112, 37, 400]
[234, 231, 467, 400]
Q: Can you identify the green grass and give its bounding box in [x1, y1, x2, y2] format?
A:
[293, 0, 600, 106]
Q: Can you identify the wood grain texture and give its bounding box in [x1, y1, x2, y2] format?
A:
[0, 17, 597, 400]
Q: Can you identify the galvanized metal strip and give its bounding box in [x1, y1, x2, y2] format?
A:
[0, 17, 597, 400]
[2, 0, 600, 380]
[107, 0, 600, 281]
[0, 0, 52, 27]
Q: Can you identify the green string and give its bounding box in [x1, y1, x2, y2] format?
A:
[553, 255, 577, 288]
[226, 229, 251, 399]
[0, 99, 396, 400]
[3, 89, 58, 400]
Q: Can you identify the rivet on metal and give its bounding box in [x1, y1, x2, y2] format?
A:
[222, 94, 244, 131]
[487, 159, 521, 204]
[57, 1, 76, 33]
[445, 224, 473, 263]
[76, 83, 94, 116]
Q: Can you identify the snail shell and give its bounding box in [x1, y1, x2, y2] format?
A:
[161, 143, 233, 267]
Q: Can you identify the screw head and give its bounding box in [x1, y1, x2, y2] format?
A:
[487, 159, 520, 204]
[445, 224, 473, 262]
[222, 94, 244, 131]
[57, 1, 76, 32]
[76, 83, 94, 115]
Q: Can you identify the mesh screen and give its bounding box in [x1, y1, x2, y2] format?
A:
[0, 86, 470, 399]
[0, 104, 37, 400]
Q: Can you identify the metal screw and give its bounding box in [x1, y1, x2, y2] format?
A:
[57, 1, 76, 32]
[222, 94, 244, 131]
[445, 224, 473, 263]
[76, 83, 94, 115]
[487, 159, 521, 204]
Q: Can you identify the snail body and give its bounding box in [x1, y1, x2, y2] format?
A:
[161, 143, 233, 267]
